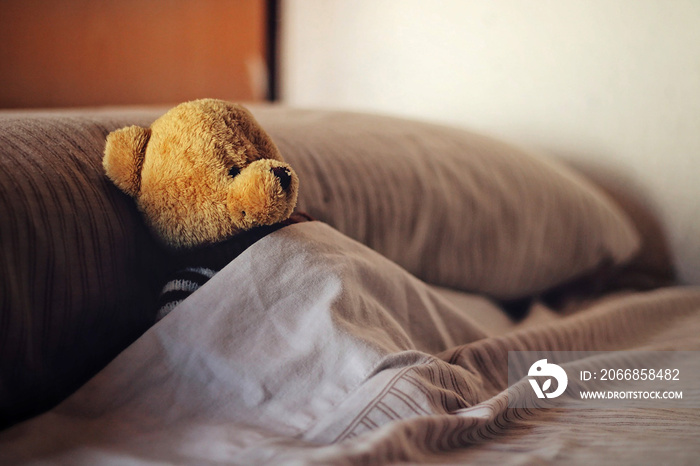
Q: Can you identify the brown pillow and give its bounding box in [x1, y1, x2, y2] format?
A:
[253, 107, 641, 299]
[0, 109, 168, 428]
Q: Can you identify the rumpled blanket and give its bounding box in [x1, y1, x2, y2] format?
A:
[2, 222, 699, 465]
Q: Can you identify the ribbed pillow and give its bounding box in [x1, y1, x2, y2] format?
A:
[0, 109, 168, 428]
[252, 107, 641, 299]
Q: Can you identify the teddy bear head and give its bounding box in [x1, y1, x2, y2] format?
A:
[103, 99, 299, 250]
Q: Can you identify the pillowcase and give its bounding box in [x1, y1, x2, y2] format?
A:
[0, 109, 169, 428]
[252, 106, 641, 299]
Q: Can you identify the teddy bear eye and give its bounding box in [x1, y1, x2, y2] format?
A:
[228, 166, 241, 178]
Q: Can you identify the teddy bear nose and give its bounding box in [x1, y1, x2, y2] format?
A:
[271, 167, 292, 191]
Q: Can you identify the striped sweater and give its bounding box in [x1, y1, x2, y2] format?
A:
[156, 267, 217, 320]
[156, 213, 312, 321]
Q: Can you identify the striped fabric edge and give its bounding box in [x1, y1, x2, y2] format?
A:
[156, 267, 217, 321]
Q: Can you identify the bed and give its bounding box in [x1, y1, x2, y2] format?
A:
[1, 105, 698, 464]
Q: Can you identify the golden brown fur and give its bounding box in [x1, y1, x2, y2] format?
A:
[103, 99, 299, 249]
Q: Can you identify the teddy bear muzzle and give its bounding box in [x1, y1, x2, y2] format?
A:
[227, 159, 299, 230]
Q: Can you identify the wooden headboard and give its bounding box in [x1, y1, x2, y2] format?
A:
[0, 0, 274, 108]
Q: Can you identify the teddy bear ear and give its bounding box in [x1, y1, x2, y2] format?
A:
[103, 125, 151, 197]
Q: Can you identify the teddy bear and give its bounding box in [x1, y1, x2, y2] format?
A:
[103, 99, 308, 320]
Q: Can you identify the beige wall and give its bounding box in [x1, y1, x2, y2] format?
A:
[280, 0, 700, 285]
